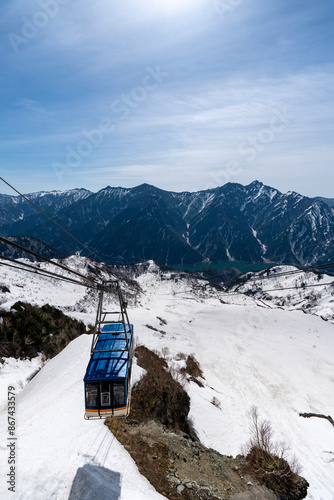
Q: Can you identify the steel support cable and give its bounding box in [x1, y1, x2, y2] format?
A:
[223, 259, 334, 289]
[252, 280, 334, 293]
[0, 259, 61, 282]
[262, 261, 334, 277]
[0, 255, 98, 290]
[0, 261, 98, 289]
[225, 262, 334, 290]
[0, 177, 118, 280]
[0, 256, 118, 292]
[219, 279, 334, 296]
[213, 263, 334, 297]
[0, 236, 98, 287]
[0, 260, 61, 282]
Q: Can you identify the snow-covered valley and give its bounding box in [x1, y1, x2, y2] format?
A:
[0, 258, 333, 499]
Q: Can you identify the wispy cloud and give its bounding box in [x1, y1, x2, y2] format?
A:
[15, 98, 44, 113]
[0, 0, 333, 197]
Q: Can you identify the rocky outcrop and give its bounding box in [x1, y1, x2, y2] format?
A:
[106, 418, 273, 499]
[106, 347, 308, 500]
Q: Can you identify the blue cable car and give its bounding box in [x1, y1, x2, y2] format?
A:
[84, 281, 134, 419]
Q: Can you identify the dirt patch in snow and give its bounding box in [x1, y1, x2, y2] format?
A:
[105, 346, 268, 499]
[106, 418, 263, 499]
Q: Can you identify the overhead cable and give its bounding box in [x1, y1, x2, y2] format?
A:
[0, 177, 120, 284]
[0, 255, 98, 290]
[224, 261, 334, 290]
[0, 176, 107, 265]
[0, 236, 98, 287]
[220, 279, 334, 296]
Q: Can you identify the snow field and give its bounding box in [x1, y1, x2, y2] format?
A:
[0, 334, 165, 500]
[0, 259, 333, 499]
[133, 274, 334, 500]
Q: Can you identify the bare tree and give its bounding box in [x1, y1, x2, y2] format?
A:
[244, 406, 302, 495]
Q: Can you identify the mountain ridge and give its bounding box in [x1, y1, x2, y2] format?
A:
[0, 181, 333, 267]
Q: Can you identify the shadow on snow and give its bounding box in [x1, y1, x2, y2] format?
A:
[68, 464, 121, 500]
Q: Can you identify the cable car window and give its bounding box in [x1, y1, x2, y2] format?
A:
[101, 392, 110, 406]
[86, 384, 98, 407]
[100, 382, 110, 406]
[113, 382, 125, 406]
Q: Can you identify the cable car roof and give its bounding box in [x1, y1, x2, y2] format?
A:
[84, 323, 133, 382]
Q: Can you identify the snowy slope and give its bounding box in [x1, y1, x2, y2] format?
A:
[0, 335, 164, 500]
[0, 258, 334, 499]
[132, 269, 334, 500]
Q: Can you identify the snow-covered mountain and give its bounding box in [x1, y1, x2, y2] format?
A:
[0, 188, 91, 224]
[0, 188, 92, 247]
[0, 181, 333, 267]
[315, 196, 334, 208]
[0, 257, 333, 499]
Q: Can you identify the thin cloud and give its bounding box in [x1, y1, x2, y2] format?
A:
[15, 98, 44, 113]
[0, 0, 333, 197]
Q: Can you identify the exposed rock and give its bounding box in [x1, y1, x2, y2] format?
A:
[230, 485, 278, 499]
[106, 346, 308, 500]
[106, 419, 277, 500]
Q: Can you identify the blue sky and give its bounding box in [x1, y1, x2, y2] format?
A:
[1, 0, 333, 197]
